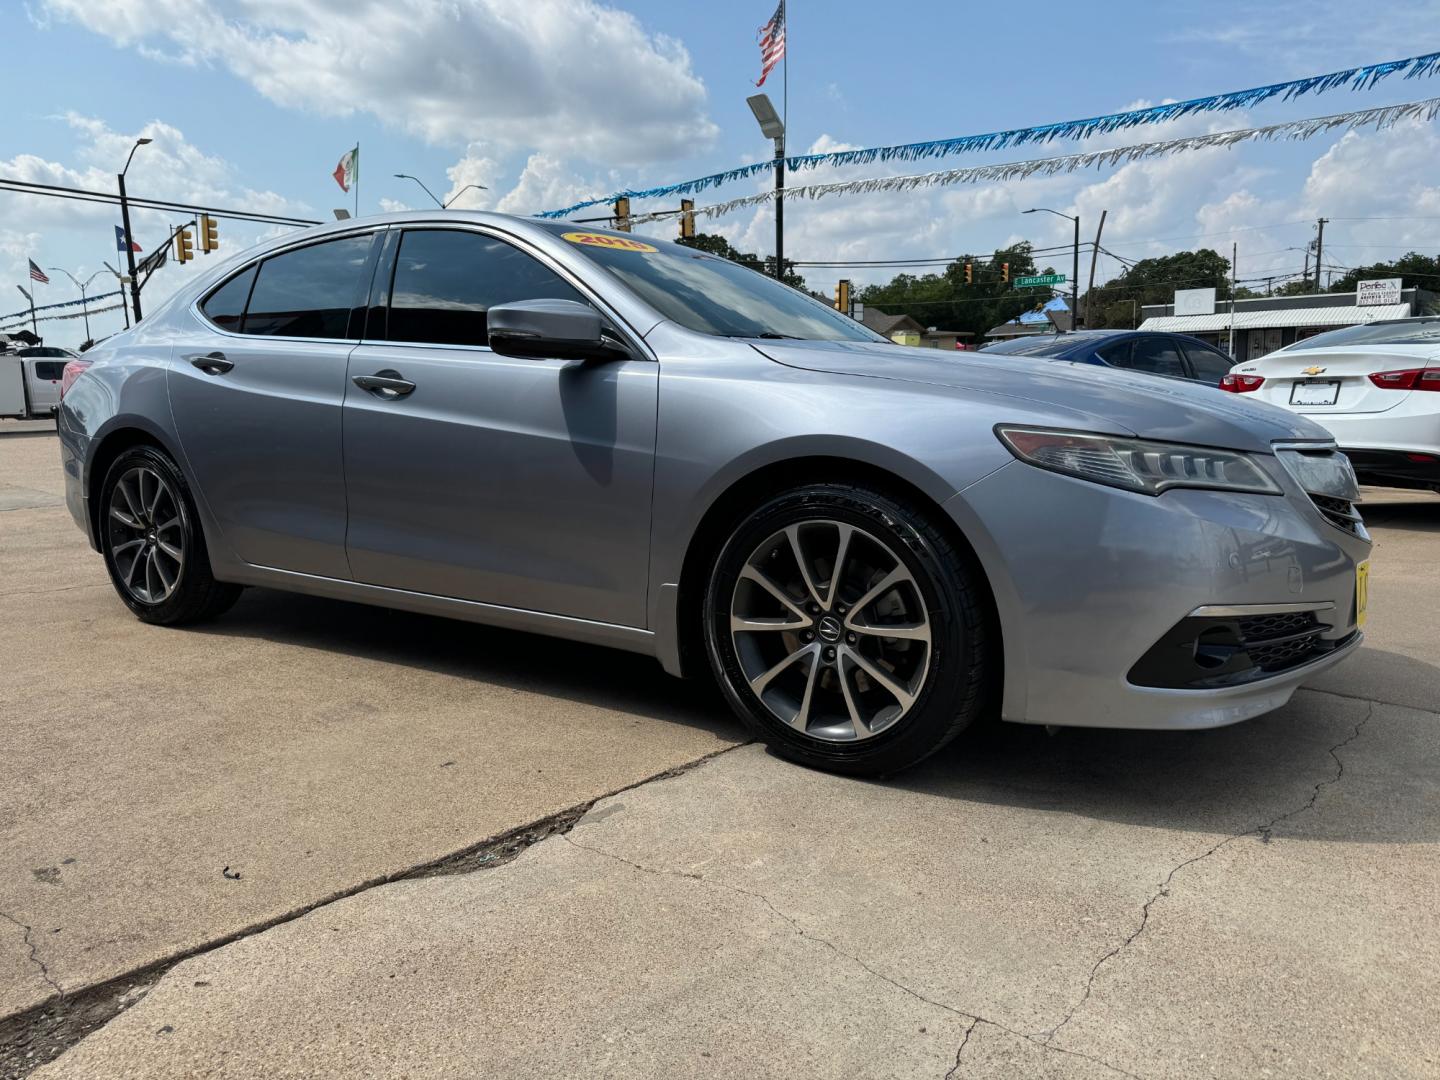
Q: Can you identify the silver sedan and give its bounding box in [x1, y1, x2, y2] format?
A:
[57, 212, 1371, 775]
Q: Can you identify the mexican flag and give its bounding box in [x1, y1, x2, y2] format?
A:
[333, 146, 358, 193]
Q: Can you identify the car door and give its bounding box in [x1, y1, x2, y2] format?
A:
[168, 230, 380, 579]
[342, 226, 658, 627]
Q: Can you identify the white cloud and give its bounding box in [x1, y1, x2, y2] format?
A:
[41, 0, 718, 165]
[0, 115, 307, 346]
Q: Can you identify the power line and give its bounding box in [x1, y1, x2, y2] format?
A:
[0, 177, 320, 228]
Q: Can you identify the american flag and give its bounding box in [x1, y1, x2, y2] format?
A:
[755, 0, 785, 87]
[28, 259, 49, 284]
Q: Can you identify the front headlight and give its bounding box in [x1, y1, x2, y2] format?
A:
[995, 427, 1282, 496]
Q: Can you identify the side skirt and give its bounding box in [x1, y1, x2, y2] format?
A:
[220, 562, 660, 659]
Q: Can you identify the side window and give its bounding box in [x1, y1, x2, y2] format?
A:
[1096, 340, 1132, 368]
[1183, 343, 1234, 385]
[33, 361, 66, 380]
[242, 234, 374, 339]
[200, 265, 256, 332]
[384, 230, 587, 347]
[1120, 337, 1187, 379]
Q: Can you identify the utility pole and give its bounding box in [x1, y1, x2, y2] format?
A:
[1085, 210, 1107, 328]
[1071, 215, 1080, 329]
[118, 138, 151, 323]
[1228, 243, 1238, 359]
[1314, 217, 1328, 293]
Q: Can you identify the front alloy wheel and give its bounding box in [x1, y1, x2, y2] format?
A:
[705, 483, 991, 776]
[730, 520, 932, 743]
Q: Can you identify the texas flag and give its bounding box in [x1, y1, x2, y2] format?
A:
[333, 146, 358, 193]
[115, 225, 141, 253]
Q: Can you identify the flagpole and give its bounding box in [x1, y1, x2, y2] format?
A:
[354, 143, 360, 217]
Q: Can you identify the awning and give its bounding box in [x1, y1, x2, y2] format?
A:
[1139, 303, 1411, 333]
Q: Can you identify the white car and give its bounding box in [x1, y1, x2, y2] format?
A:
[1223, 318, 1440, 493]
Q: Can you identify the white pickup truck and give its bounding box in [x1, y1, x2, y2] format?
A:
[0, 347, 76, 421]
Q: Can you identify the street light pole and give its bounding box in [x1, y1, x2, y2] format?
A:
[443, 183, 488, 208]
[49, 268, 103, 341]
[118, 138, 151, 324]
[1023, 206, 1080, 330]
[747, 94, 787, 281]
[394, 174, 443, 208]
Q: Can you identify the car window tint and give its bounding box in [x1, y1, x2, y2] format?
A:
[200, 265, 257, 332]
[1183, 343, 1233, 384]
[1097, 340, 1132, 367]
[242, 235, 372, 339]
[33, 361, 66, 379]
[1116, 337, 1186, 378]
[385, 230, 587, 347]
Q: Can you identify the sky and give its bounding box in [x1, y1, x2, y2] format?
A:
[3, 0, 1440, 346]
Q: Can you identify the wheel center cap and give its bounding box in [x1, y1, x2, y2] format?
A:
[816, 615, 843, 643]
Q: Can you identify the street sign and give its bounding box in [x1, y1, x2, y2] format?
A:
[1015, 273, 1066, 287]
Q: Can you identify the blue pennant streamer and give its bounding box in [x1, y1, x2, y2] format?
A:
[538, 49, 1440, 219]
[0, 289, 122, 323]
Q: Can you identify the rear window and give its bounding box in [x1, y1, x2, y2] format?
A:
[980, 336, 1074, 356]
[1285, 318, 1440, 351]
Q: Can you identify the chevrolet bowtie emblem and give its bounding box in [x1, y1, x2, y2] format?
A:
[1301, 365, 1327, 375]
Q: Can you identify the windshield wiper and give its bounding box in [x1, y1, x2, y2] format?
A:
[723, 331, 801, 339]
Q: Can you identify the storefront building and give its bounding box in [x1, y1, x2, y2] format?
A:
[1138, 283, 1437, 360]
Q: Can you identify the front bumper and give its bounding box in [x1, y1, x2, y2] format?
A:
[945, 455, 1371, 731]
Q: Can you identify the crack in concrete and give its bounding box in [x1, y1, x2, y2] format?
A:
[944, 1017, 979, 1080]
[559, 833, 1144, 1080]
[0, 912, 63, 1003]
[1036, 703, 1375, 1047]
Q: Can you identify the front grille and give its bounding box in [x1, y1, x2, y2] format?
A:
[1309, 493, 1365, 536]
[1130, 610, 1340, 688]
[1238, 611, 1326, 673]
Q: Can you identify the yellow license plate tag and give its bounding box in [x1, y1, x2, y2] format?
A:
[1355, 560, 1370, 628]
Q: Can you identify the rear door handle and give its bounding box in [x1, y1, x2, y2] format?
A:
[189, 351, 234, 375]
[352, 370, 416, 399]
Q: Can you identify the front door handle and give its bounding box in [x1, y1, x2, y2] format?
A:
[353, 370, 416, 399]
[189, 351, 234, 375]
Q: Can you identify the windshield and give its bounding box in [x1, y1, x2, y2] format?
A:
[534, 223, 883, 342]
[1285, 318, 1440, 351]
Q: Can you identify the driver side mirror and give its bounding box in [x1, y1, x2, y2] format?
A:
[487, 299, 627, 362]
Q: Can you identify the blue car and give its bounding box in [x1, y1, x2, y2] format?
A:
[980, 329, 1236, 386]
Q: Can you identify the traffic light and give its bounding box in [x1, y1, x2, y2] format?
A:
[614, 197, 631, 232]
[199, 214, 218, 254]
[679, 199, 695, 239]
[963, 262, 973, 285]
[1000, 262, 1010, 284]
[174, 225, 194, 264]
[835, 279, 851, 316]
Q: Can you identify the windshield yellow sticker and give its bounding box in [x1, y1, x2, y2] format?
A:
[561, 232, 657, 253]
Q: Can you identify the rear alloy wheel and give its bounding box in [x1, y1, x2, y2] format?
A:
[100, 445, 241, 625]
[704, 483, 991, 776]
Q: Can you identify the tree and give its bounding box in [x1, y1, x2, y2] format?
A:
[677, 232, 807, 291]
[1081, 249, 1232, 329]
[857, 243, 1059, 340]
[1323, 251, 1440, 295]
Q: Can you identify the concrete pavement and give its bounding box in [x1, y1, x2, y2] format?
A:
[0, 426, 742, 1025]
[5, 421, 1438, 1078]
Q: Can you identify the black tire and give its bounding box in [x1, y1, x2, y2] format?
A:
[99, 445, 241, 625]
[703, 482, 992, 777]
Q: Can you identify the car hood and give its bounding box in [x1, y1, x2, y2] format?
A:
[754, 339, 1331, 453]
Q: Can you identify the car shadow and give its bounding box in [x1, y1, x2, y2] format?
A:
[1358, 488, 1439, 534]
[885, 646, 1439, 845]
[192, 589, 1434, 846]
[190, 587, 739, 739]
